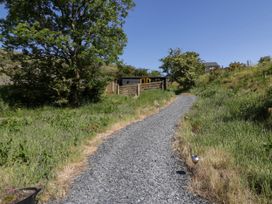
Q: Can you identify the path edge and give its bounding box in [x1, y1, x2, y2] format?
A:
[41, 95, 179, 203]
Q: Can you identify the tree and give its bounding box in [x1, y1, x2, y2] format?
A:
[116, 64, 136, 78]
[149, 70, 161, 77]
[259, 56, 271, 64]
[160, 48, 204, 89]
[116, 64, 149, 77]
[228, 61, 246, 71]
[0, 0, 135, 106]
[133, 68, 148, 77]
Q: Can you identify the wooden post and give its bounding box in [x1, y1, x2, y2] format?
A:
[117, 84, 120, 95]
[163, 78, 167, 90]
[137, 84, 141, 96]
[112, 82, 115, 93]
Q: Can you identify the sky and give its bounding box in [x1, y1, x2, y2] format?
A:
[121, 0, 272, 70]
[0, 1, 272, 71]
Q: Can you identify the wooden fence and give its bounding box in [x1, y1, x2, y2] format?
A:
[106, 81, 164, 96]
[140, 81, 163, 91]
[118, 84, 140, 96]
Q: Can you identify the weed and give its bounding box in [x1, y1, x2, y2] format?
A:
[0, 89, 174, 198]
[178, 63, 272, 203]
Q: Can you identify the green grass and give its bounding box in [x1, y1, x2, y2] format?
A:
[0, 89, 174, 196]
[179, 65, 272, 203]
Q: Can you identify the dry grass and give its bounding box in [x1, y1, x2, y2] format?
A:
[185, 64, 272, 203]
[176, 120, 257, 204]
[39, 95, 176, 203]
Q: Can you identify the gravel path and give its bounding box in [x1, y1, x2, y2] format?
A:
[51, 95, 208, 204]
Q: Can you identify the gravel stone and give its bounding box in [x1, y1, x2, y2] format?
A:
[50, 95, 209, 204]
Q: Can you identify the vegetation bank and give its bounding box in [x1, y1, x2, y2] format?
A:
[177, 63, 272, 204]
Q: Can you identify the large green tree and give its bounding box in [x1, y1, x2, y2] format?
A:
[0, 0, 134, 106]
[160, 48, 204, 89]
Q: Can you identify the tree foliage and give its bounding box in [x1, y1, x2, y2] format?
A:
[149, 70, 161, 77]
[0, 0, 134, 106]
[259, 56, 271, 64]
[160, 48, 204, 89]
[228, 61, 246, 71]
[116, 64, 136, 78]
[116, 64, 150, 78]
[133, 68, 148, 77]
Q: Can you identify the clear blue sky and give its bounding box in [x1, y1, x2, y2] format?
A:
[121, 0, 272, 70]
[1, 1, 272, 70]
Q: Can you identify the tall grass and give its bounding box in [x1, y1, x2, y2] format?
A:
[0, 90, 174, 197]
[178, 65, 272, 203]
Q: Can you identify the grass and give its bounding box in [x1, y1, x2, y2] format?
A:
[0, 89, 174, 200]
[177, 64, 272, 204]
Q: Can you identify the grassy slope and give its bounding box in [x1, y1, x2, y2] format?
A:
[0, 90, 174, 197]
[178, 64, 272, 204]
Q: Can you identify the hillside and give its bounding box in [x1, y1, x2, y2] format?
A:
[178, 63, 272, 203]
